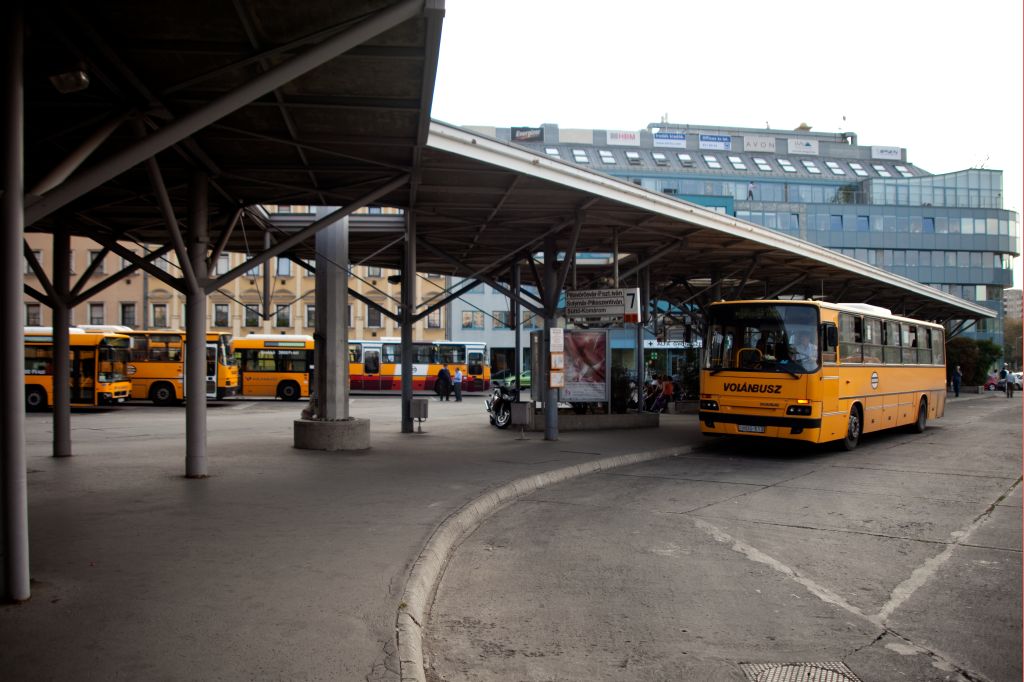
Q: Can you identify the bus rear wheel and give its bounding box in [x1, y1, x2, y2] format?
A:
[277, 381, 300, 401]
[151, 383, 178, 406]
[842, 405, 862, 451]
[910, 398, 927, 433]
[25, 386, 47, 412]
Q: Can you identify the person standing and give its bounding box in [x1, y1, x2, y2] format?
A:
[453, 367, 463, 402]
[999, 363, 1014, 398]
[951, 365, 962, 398]
[436, 364, 452, 401]
[747, 181, 755, 200]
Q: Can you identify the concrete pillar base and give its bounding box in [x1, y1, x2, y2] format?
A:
[293, 418, 371, 451]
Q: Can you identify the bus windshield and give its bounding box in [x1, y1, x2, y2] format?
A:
[704, 303, 820, 374]
[98, 345, 130, 382]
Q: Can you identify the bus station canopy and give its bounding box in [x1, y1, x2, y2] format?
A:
[19, 0, 993, 324]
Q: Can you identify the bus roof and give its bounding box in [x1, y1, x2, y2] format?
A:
[710, 299, 944, 329]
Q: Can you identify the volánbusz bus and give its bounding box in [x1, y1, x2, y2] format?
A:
[78, 327, 239, 405]
[699, 300, 946, 450]
[232, 334, 314, 400]
[24, 328, 132, 410]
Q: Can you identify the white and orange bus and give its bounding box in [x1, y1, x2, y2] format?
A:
[348, 338, 490, 394]
[699, 300, 946, 449]
[78, 327, 239, 405]
[24, 328, 133, 410]
[232, 334, 314, 400]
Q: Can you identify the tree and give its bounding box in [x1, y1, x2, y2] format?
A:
[946, 337, 1002, 386]
[1004, 319, 1022, 370]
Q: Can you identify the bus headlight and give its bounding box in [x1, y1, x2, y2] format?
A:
[786, 404, 813, 416]
[700, 400, 719, 411]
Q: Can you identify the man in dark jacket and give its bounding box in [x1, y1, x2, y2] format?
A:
[436, 364, 452, 401]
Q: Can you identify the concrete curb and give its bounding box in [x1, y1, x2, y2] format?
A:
[395, 444, 694, 682]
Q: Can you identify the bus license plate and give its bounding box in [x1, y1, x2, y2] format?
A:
[737, 424, 765, 433]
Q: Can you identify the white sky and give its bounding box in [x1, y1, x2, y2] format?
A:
[431, 0, 1023, 288]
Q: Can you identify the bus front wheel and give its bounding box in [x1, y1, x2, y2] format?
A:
[842, 405, 862, 451]
[25, 386, 47, 412]
[910, 398, 927, 434]
[277, 381, 300, 401]
[151, 383, 178, 406]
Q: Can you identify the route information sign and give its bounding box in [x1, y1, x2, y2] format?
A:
[565, 288, 641, 323]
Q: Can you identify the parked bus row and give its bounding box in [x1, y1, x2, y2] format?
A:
[23, 328, 490, 408]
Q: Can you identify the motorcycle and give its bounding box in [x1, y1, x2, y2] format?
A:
[485, 381, 518, 429]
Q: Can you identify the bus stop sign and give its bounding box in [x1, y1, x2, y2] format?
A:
[565, 288, 641, 323]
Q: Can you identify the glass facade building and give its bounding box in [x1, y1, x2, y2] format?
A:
[466, 122, 1018, 349]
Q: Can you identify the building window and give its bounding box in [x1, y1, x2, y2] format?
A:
[856, 216, 869, 231]
[427, 309, 442, 328]
[571, 149, 589, 163]
[213, 303, 229, 327]
[778, 158, 797, 173]
[493, 311, 512, 329]
[88, 250, 105, 275]
[461, 311, 484, 329]
[244, 306, 259, 327]
[245, 260, 261, 276]
[599, 149, 615, 164]
[275, 304, 291, 328]
[848, 162, 869, 177]
[677, 153, 694, 167]
[651, 152, 669, 166]
[216, 253, 230, 275]
[305, 304, 315, 328]
[120, 251, 137, 272]
[366, 266, 382, 278]
[753, 157, 772, 171]
[25, 303, 41, 326]
[366, 306, 382, 328]
[152, 304, 168, 328]
[276, 258, 291, 276]
[830, 215, 844, 231]
[88, 303, 104, 325]
[872, 164, 892, 178]
[825, 161, 846, 175]
[24, 249, 42, 275]
[923, 217, 935, 233]
[544, 147, 560, 157]
[894, 165, 914, 178]
[727, 155, 746, 170]
[302, 259, 315, 275]
[801, 160, 822, 174]
[625, 151, 642, 165]
[120, 303, 136, 327]
[702, 154, 721, 169]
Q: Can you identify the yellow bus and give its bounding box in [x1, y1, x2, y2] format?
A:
[348, 339, 490, 394]
[114, 330, 238, 405]
[699, 300, 946, 450]
[24, 328, 132, 410]
[232, 334, 314, 400]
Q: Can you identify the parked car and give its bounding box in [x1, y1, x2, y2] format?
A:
[491, 369, 531, 390]
[985, 371, 1022, 391]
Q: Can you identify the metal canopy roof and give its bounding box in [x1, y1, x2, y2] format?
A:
[18, 0, 991, 324]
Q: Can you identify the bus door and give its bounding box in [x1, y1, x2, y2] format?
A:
[205, 342, 218, 398]
[70, 347, 96, 404]
[467, 350, 485, 391]
[362, 348, 381, 391]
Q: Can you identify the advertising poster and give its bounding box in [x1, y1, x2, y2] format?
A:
[563, 330, 607, 402]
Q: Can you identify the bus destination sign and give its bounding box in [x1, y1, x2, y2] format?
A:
[565, 288, 641, 323]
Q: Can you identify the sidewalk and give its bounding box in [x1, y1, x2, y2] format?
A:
[0, 397, 701, 681]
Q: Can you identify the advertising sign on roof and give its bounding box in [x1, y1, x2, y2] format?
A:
[606, 130, 640, 146]
[743, 134, 776, 153]
[565, 288, 641, 323]
[511, 127, 544, 143]
[698, 134, 732, 151]
[872, 146, 902, 160]
[787, 138, 819, 155]
[653, 132, 687, 149]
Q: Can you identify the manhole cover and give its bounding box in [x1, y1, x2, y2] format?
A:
[741, 662, 862, 682]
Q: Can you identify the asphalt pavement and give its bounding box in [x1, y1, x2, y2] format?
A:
[0, 391, 1018, 682]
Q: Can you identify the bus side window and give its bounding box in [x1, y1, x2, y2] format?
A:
[821, 323, 838, 364]
[883, 322, 902, 364]
[839, 313, 861, 364]
[863, 318, 883, 364]
[364, 350, 380, 374]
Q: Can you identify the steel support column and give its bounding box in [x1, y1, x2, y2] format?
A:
[52, 229, 71, 457]
[185, 173, 209, 478]
[314, 211, 349, 421]
[635, 266, 647, 413]
[1, 1, 30, 602]
[512, 262, 521, 395]
[543, 237, 558, 441]
[401, 213, 416, 433]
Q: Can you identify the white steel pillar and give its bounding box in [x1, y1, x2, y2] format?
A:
[314, 212, 350, 421]
[185, 173, 209, 477]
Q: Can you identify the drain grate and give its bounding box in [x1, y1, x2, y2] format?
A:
[741, 662, 862, 682]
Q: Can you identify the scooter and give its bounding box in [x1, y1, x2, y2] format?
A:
[485, 382, 518, 429]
